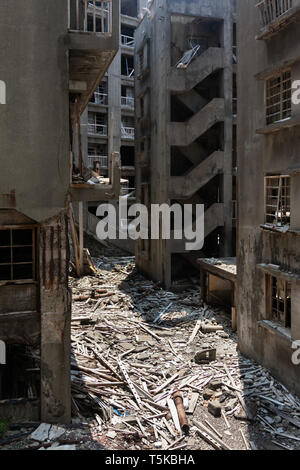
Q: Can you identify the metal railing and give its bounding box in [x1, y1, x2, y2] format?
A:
[91, 92, 108, 105]
[121, 126, 135, 139]
[88, 123, 108, 136]
[88, 155, 108, 168]
[121, 96, 134, 109]
[68, 0, 112, 34]
[257, 0, 293, 27]
[121, 34, 134, 47]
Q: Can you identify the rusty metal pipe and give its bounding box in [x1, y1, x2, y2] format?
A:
[172, 388, 189, 434]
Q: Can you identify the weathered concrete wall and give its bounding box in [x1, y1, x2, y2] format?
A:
[237, 0, 300, 395]
[0, 0, 70, 223]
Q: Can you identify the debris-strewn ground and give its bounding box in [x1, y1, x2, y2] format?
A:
[1, 245, 300, 451]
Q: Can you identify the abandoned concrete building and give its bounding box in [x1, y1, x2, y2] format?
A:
[0, 0, 120, 423]
[237, 0, 300, 396]
[2, 0, 300, 452]
[135, 0, 236, 288]
[76, 0, 149, 253]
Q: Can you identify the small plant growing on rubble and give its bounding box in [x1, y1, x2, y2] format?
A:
[0, 419, 8, 438]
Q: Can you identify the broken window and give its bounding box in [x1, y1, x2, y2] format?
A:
[121, 54, 134, 77]
[0, 227, 36, 282]
[265, 70, 292, 125]
[265, 175, 291, 227]
[267, 276, 291, 329]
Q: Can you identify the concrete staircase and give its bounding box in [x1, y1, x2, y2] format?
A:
[169, 151, 224, 199]
[168, 98, 225, 147]
[169, 47, 224, 93]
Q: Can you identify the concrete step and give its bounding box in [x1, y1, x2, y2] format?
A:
[169, 47, 224, 92]
[168, 98, 225, 147]
[169, 151, 224, 199]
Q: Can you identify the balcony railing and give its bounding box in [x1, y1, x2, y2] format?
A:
[88, 123, 108, 136]
[121, 34, 134, 48]
[68, 0, 112, 34]
[121, 126, 135, 139]
[91, 92, 108, 105]
[257, 0, 293, 27]
[88, 155, 108, 168]
[121, 96, 135, 109]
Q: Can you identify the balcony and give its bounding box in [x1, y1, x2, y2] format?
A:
[121, 126, 135, 140]
[121, 34, 134, 48]
[68, 0, 119, 115]
[88, 155, 108, 168]
[69, 0, 112, 34]
[88, 123, 108, 136]
[256, 0, 300, 40]
[71, 151, 121, 202]
[91, 92, 108, 105]
[121, 96, 135, 109]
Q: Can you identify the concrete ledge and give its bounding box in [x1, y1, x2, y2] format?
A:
[257, 263, 300, 284]
[258, 320, 292, 344]
[257, 116, 300, 134]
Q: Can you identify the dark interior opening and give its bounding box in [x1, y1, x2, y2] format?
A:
[121, 0, 138, 18]
[121, 54, 134, 76]
[121, 146, 135, 167]
[0, 344, 40, 400]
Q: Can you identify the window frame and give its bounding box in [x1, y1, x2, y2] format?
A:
[0, 225, 38, 284]
[264, 175, 291, 227]
[265, 274, 292, 330]
[265, 69, 292, 125]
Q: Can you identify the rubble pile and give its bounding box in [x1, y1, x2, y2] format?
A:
[1, 253, 300, 451]
[68, 254, 300, 451]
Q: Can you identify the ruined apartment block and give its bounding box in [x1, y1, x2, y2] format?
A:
[0, 0, 119, 423]
[79, 0, 148, 251]
[237, 0, 300, 395]
[135, 0, 236, 288]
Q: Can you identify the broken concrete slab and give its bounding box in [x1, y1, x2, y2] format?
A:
[30, 423, 66, 442]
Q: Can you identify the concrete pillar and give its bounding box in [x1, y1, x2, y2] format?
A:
[40, 212, 71, 424]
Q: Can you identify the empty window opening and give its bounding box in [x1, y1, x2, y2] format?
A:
[88, 112, 108, 135]
[121, 25, 135, 47]
[265, 70, 292, 125]
[265, 175, 291, 227]
[121, 146, 135, 167]
[90, 81, 108, 105]
[121, 55, 134, 77]
[121, 85, 134, 108]
[0, 344, 40, 400]
[267, 276, 291, 329]
[121, 0, 137, 18]
[171, 15, 223, 67]
[0, 227, 36, 282]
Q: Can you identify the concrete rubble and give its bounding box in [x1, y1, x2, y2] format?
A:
[1, 250, 300, 450]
